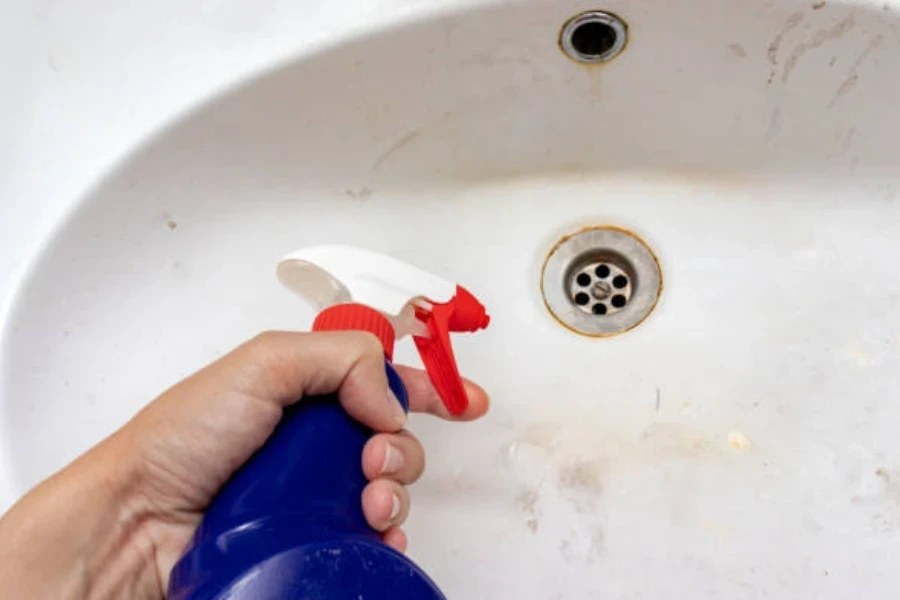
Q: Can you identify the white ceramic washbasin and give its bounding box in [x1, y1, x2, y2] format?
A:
[4, 0, 900, 597]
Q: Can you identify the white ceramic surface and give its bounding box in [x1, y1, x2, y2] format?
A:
[3, 0, 900, 597]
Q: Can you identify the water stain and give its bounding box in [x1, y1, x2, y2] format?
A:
[782, 14, 856, 84]
[829, 74, 859, 107]
[514, 486, 541, 533]
[516, 488, 540, 514]
[768, 12, 805, 66]
[372, 128, 422, 170]
[839, 127, 856, 155]
[558, 459, 603, 493]
[828, 35, 883, 108]
[558, 528, 604, 564]
[345, 186, 374, 199]
[504, 412, 754, 562]
[727, 43, 747, 58]
[766, 106, 782, 141]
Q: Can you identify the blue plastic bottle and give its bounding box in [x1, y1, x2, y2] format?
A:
[168, 304, 446, 599]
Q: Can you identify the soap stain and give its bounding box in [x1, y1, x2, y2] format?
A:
[504, 409, 747, 563]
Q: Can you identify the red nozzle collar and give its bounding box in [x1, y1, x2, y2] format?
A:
[313, 304, 396, 360]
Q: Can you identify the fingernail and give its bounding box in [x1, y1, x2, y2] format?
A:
[389, 493, 401, 521]
[387, 389, 407, 427]
[381, 443, 405, 475]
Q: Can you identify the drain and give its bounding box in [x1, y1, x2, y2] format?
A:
[560, 11, 628, 64]
[570, 260, 633, 316]
[541, 227, 661, 337]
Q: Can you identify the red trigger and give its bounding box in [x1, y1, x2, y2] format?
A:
[413, 286, 490, 416]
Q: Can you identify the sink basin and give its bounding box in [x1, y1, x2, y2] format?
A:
[4, 0, 900, 596]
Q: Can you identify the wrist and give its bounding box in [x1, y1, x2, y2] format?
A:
[0, 431, 154, 599]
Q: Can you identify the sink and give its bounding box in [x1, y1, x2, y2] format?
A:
[4, 0, 900, 596]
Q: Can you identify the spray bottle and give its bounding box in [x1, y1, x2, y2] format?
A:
[168, 246, 489, 599]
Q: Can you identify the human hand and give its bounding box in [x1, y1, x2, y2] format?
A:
[0, 331, 489, 599]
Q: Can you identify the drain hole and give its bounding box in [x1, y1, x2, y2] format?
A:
[560, 11, 628, 64]
[571, 21, 617, 57]
[567, 260, 632, 317]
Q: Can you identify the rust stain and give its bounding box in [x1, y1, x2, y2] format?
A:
[782, 14, 856, 84]
[812, 1, 827, 9]
[540, 225, 663, 339]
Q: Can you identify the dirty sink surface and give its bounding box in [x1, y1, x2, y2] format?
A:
[3, 0, 900, 597]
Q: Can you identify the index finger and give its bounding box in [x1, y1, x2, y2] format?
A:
[393, 365, 490, 421]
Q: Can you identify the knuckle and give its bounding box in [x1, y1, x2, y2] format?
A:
[349, 330, 384, 356]
[252, 330, 282, 344]
[247, 330, 287, 351]
[243, 330, 293, 364]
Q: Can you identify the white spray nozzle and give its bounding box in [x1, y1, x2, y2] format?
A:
[277, 244, 457, 318]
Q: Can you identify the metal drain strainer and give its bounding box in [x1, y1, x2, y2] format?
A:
[541, 226, 662, 336]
